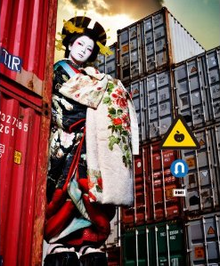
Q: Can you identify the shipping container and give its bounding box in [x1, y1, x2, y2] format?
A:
[122, 221, 185, 266]
[0, 0, 56, 96]
[180, 124, 220, 215]
[185, 212, 220, 265]
[117, 7, 204, 84]
[96, 43, 118, 78]
[105, 207, 121, 248]
[173, 46, 220, 128]
[105, 247, 121, 266]
[122, 142, 182, 228]
[181, 124, 220, 214]
[102, 207, 121, 266]
[0, 0, 57, 265]
[127, 69, 175, 142]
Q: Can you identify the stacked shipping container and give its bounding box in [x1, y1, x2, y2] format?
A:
[0, 0, 57, 265]
[173, 48, 220, 265]
[97, 42, 118, 78]
[99, 7, 220, 266]
[117, 7, 204, 84]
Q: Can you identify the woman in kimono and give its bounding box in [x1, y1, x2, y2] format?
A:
[44, 16, 139, 266]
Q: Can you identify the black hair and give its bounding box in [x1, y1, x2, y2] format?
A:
[63, 29, 100, 62]
[61, 16, 107, 64]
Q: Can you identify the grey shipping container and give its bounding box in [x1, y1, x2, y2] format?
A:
[96, 43, 118, 78]
[181, 124, 220, 215]
[185, 212, 220, 265]
[127, 70, 174, 142]
[122, 221, 185, 266]
[104, 207, 121, 248]
[118, 7, 204, 84]
[173, 46, 220, 128]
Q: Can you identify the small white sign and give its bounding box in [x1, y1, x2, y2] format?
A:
[173, 189, 186, 197]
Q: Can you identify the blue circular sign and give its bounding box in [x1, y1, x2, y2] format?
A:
[170, 159, 189, 178]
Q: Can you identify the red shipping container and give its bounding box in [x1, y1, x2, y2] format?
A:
[0, 0, 57, 265]
[122, 142, 182, 228]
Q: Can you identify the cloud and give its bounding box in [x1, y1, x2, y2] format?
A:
[69, 0, 163, 19]
[70, 0, 89, 9]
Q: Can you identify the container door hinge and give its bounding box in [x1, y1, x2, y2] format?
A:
[42, 101, 50, 117]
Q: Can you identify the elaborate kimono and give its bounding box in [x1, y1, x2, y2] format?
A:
[44, 59, 139, 248]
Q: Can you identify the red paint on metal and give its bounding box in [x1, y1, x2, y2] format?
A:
[0, 88, 41, 265]
[0, 0, 54, 96]
[0, 0, 57, 265]
[134, 153, 143, 176]
[122, 141, 182, 228]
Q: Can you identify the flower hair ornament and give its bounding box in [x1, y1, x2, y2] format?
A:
[55, 14, 113, 56]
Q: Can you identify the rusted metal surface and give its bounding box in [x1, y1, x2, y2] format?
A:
[0, 0, 57, 265]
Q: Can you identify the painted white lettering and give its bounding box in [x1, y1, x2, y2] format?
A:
[1, 113, 5, 121]
[12, 57, 21, 71]
[5, 126, 9, 134]
[24, 123, 28, 132]
[7, 54, 12, 69]
[12, 117, 16, 125]
[3, 49, 8, 65]
[1, 48, 22, 72]
[6, 115, 11, 123]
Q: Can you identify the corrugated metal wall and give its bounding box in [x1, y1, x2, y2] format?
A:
[0, 0, 53, 96]
[0, 88, 42, 266]
[0, 0, 57, 265]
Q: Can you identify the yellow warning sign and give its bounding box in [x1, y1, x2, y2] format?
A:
[160, 115, 200, 150]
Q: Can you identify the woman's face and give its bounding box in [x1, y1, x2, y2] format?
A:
[68, 35, 94, 65]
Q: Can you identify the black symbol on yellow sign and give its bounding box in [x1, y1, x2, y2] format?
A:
[160, 115, 200, 150]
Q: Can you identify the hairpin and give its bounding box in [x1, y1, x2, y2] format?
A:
[63, 19, 84, 34]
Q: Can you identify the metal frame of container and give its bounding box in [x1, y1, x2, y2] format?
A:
[104, 207, 121, 248]
[117, 7, 204, 85]
[203, 47, 220, 123]
[184, 212, 220, 265]
[180, 123, 220, 216]
[122, 220, 185, 266]
[122, 142, 182, 228]
[126, 69, 176, 143]
[0, 0, 57, 265]
[96, 43, 118, 78]
[173, 46, 220, 129]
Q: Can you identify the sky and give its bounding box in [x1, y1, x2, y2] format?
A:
[55, 0, 220, 61]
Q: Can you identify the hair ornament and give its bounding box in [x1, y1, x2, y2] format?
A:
[63, 19, 84, 34]
[99, 28, 110, 38]
[55, 33, 66, 51]
[56, 16, 112, 57]
[96, 41, 113, 56]
[79, 11, 87, 27]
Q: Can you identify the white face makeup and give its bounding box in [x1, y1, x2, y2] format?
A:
[68, 35, 94, 65]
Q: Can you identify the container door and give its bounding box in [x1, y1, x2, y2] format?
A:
[0, 88, 42, 266]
